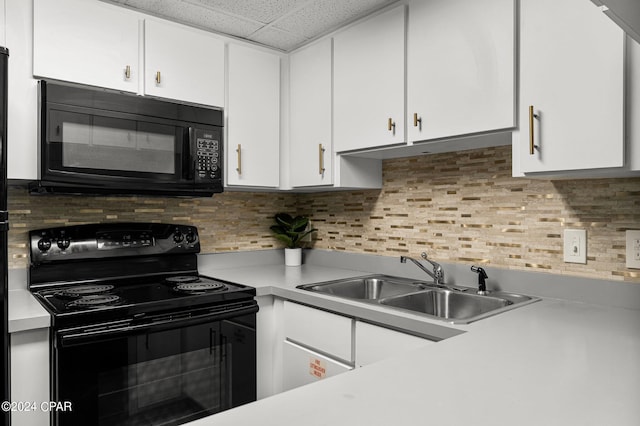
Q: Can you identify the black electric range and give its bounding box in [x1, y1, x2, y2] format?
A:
[28, 223, 258, 426]
[31, 273, 256, 329]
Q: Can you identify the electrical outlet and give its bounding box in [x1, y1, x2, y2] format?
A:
[300, 221, 313, 243]
[563, 229, 586, 264]
[626, 230, 640, 269]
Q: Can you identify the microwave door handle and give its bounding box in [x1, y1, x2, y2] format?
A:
[186, 127, 196, 180]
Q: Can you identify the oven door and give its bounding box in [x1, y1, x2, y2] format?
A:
[53, 302, 257, 426]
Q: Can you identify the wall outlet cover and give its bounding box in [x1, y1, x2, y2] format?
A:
[626, 230, 640, 269]
[563, 229, 587, 264]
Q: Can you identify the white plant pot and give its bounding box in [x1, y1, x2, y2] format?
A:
[284, 248, 302, 266]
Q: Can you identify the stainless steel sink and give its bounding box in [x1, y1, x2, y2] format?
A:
[299, 276, 427, 300]
[379, 290, 511, 321]
[296, 274, 539, 324]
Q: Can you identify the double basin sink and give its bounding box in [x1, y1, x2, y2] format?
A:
[297, 275, 539, 324]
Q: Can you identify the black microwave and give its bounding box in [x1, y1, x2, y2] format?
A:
[31, 81, 223, 197]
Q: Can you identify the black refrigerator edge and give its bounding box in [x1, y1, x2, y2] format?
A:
[1, 46, 10, 426]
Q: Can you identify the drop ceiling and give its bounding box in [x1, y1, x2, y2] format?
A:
[101, 0, 397, 52]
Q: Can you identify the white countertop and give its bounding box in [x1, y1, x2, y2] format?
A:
[8, 259, 640, 424]
[200, 262, 371, 296]
[191, 263, 640, 426]
[8, 289, 50, 333]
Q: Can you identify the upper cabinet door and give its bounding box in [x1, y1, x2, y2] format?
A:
[629, 36, 640, 172]
[517, 0, 624, 173]
[407, 0, 515, 143]
[226, 44, 280, 188]
[333, 6, 406, 152]
[33, 0, 139, 93]
[290, 39, 333, 187]
[144, 19, 225, 107]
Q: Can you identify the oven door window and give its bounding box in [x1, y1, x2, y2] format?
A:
[47, 109, 184, 181]
[55, 319, 256, 426]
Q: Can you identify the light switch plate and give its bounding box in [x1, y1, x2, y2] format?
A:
[626, 230, 640, 269]
[563, 229, 587, 264]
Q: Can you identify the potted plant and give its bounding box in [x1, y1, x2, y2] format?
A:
[270, 213, 317, 266]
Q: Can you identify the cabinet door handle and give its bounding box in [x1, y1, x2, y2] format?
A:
[155, 71, 161, 84]
[236, 144, 242, 175]
[413, 113, 422, 128]
[528, 105, 539, 155]
[124, 65, 131, 80]
[318, 144, 325, 175]
[388, 118, 396, 133]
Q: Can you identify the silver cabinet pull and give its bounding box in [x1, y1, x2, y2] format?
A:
[124, 65, 131, 80]
[318, 144, 325, 175]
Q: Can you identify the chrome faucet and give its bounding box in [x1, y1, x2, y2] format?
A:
[400, 252, 445, 286]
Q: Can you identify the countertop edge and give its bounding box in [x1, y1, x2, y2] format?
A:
[8, 289, 51, 333]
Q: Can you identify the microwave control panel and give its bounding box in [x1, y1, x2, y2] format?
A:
[194, 128, 221, 182]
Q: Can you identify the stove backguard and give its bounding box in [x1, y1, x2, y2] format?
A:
[29, 223, 201, 289]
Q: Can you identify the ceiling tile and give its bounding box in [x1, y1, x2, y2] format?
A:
[102, 0, 397, 52]
[249, 27, 309, 52]
[275, 0, 393, 39]
[184, 0, 304, 24]
[118, 0, 263, 38]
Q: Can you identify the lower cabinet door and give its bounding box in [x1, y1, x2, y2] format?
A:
[355, 321, 433, 367]
[282, 340, 353, 392]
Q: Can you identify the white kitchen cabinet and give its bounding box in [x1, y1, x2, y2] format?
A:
[513, 0, 625, 175]
[407, 0, 515, 143]
[333, 5, 406, 153]
[0, 0, 5, 47]
[289, 39, 383, 190]
[226, 44, 280, 188]
[256, 295, 283, 400]
[355, 321, 432, 368]
[144, 19, 224, 106]
[282, 301, 354, 392]
[33, 0, 225, 107]
[282, 340, 352, 392]
[628, 35, 640, 171]
[283, 301, 353, 362]
[289, 39, 333, 187]
[11, 328, 50, 426]
[6, 0, 38, 180]
[33, 0, 139, 93]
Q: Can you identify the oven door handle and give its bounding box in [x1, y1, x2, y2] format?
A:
[58, 302, 258, 348]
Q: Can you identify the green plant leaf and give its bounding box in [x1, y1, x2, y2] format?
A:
[270, 213, 316, 249]
[275, 213, 294, 228]
[291, 216, 309, 232]
[273, 233, 294, 248]
[269, 225, 286, 234]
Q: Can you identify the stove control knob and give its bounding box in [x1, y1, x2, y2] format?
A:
[173, 231, 184, 244]
[37, 238, 52, 252]
[57, 238, 71, 250]
[185, 231, 197, 244]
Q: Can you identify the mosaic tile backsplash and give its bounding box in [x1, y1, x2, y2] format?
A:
[7, 189, 296, 268]
[8, 145, 640, 283]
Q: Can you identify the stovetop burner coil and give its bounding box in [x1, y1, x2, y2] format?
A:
[66, 294, 121, 308]
[174, 282, 227, 293]
[56, 284, 115, 298]
[165, 276, 200, 284]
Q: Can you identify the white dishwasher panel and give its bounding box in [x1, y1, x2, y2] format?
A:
[283, 301, 353, 362]
[282, 340, 353, 392]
